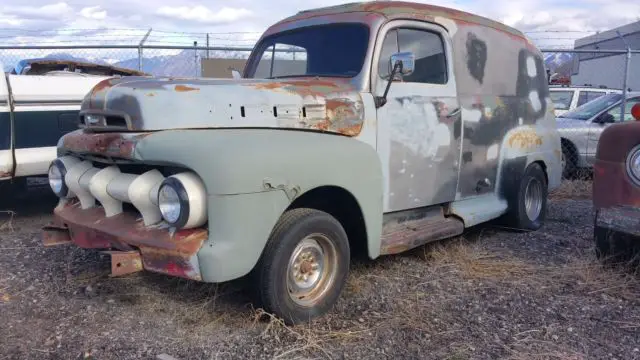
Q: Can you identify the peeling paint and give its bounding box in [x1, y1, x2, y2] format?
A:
[507, 128, 543, 149]
[174, 85, 199, 92]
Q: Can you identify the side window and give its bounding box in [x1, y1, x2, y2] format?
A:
[378, 30, 399, 80]
[397, 28, 447, 84]
[606, 98, 640, 122]
[550, 91, 574, 110]
[577, 91, 605, 107]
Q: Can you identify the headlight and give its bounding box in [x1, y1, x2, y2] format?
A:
[157, 172, 207, 229]
[48, 156, 80, 198]
[627, 145, 640, 186]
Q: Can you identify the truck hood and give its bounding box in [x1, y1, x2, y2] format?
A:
[80, 76, 365, 136]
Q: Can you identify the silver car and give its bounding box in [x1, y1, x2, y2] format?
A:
[557, 91, 640, 178]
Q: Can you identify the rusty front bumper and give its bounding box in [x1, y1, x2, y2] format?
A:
[595, 206, 640, 239]
[42, 199, 208, 281]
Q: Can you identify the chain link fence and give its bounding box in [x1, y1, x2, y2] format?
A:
[542, 48, 639, 188]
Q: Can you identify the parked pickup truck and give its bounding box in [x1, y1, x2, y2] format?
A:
[593, 103, 640, 264]
[1, 60, 146, 193]
[41, 1, 562, 324]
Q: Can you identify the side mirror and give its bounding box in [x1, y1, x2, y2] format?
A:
[595, 113, 615, 124]
[389, 52, 415, 77]
[375, 52, 415, 108]
[229, 68, 241, 80]
[632, 103, 640, 121]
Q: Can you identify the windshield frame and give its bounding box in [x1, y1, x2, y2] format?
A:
[557, 93, 623, 121]
[243, 22, 372, 81]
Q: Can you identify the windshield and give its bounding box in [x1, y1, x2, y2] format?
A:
[246, 23, 370, 79]
[558, 93, 622, 120]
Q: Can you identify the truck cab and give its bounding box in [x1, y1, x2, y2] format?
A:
[41, 1, 562, 324]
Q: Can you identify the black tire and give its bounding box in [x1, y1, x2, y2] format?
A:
[561, 142, 577, 179]
[504, 162, 548, 231]
[252, 208, 350, 325]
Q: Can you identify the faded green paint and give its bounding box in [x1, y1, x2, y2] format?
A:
[132, 128, 384, 281]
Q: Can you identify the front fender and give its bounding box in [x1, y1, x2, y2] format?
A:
[134, 128, 384, 282]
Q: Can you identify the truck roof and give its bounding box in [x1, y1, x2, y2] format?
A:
[272, 1, 525, 38]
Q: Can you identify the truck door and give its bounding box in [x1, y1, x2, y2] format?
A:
[373, 20, 461, 213]
[0, 74, 13, 180]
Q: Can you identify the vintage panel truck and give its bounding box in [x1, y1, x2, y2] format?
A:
[42, 1, 562, 324]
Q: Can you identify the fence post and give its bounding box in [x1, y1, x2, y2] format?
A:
[616, 31, 631, 121]
[138, 28, 152, 72]
[206, 33, 210, 59]
[194, 41, 198, 77]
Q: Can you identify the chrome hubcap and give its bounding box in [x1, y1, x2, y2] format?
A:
[524, 178, 543, 221]
[287, 234, 337, 307]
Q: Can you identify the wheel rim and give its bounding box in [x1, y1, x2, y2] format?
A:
[524, 178, 543, 221]
[287, 234, 338, 307]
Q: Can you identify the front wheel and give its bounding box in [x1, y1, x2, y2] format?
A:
[504, 162, 548, 230]
[252, 208, 350, 325]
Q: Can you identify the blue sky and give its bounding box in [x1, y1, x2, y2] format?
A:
[1, 0, 639, 48]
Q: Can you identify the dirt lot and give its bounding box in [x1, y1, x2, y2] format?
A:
[1, 181, 639, 360]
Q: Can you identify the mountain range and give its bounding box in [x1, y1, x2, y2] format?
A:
[4, 50, 576, 78]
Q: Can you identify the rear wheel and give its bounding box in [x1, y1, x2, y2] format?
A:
[504, 162, 548, 230]
[252, 208, 350, 325]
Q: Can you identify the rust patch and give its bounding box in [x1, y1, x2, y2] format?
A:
[102, 250, 143, 277]
[42, 225, 72, 247]
[61, 131, 150, 158]
[0, 170, 12, 179]
[44, 200, 208, 281]
[174, 85, 199, 92]
[146, 92, 156, 97]
[507, 129, 543, 149]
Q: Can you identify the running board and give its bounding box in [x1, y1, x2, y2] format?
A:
[380, 207, 464, 255]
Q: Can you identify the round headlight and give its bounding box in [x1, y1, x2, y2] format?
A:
[48, 159, 69, 197]
[627, 145, 640, 186]
[157, 172, 207, 229]
[158, 181, 185, 225]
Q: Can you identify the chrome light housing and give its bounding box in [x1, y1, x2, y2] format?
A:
[627, 145, 640, 186]
[48, 156, 81, 198]
[157, 172, 207, 229]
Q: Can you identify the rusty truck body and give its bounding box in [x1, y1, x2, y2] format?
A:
[593, 103, 640, 263]
[41, 1, 562, 324]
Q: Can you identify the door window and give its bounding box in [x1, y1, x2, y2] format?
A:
[378, 28, 448, 84]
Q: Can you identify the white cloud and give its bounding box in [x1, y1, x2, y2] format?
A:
[156, 6, 252, 24]
[4, 2, 73, 19]
[80, 6, 107, 20]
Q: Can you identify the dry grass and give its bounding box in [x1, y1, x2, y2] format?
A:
[549, 180, 592, 200]
[424, 240, 539, 281]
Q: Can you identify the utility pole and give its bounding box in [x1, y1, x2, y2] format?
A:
[138, 28, 152, 72]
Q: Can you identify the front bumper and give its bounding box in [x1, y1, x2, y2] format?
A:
[42, 199, 208, 281]
[595, 206, 640, 239]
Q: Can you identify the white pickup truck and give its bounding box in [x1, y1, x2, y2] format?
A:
[1, 60, 145, 194]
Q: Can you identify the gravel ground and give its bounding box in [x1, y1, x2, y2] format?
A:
[0, 182, 639, 360]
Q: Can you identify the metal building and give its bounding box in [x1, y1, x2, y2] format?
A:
[571, 20, 640, 91]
